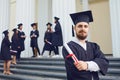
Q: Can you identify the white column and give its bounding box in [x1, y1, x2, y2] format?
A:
[16, 0, 35, 57]
[82, 0, 89, 11]
[52, 0, 76, 57]
[0, 0, 10, 46]
[37, 0, 52, 56]
[109, 0, 120, 57]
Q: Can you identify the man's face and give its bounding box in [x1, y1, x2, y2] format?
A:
[74, 22, 89, 40]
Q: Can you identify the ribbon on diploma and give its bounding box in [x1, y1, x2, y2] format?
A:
[64, 43, 79, 63]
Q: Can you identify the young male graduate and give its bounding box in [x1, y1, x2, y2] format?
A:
[30, 23, 40, 57]
[62, 10, 109, 80]
[52, 17, 63, 55]
[42, 22, 55, 56]
[17, 23, 26, 60]
[0, 30, 12, 75]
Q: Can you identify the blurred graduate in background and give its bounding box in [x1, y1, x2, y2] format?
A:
[52, 17, 63, 56]
[42, 22, 55, 56]
[17, 23, 26, 60]
[11, 28, 20, 65]
[0, 30, 12, 75]
[30, 23, 40, 57]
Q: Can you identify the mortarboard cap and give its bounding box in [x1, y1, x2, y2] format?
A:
[17, 23, 23, 27]
[54, 16, 60, 21]
[17, 23, 23, 29]
[3, 30, 8, 36]
[46, 22, 52, 26]
[70, 10, 93, 25]
[12, 28, 17, 32]
[31, 23, 37, 27]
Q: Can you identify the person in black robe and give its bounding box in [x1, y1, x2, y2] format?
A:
[17, 23, 26, 60]
[30, 23, 40, 57]
[62, 10, 109, 80]
[0, 30, 12, 75]
[52, 17, 63, 55]
[42, 22, 55, 56]
[11, 28, 20, 64]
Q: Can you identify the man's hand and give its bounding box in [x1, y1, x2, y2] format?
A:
[74, 61, 88, 71]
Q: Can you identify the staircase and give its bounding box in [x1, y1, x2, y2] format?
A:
[0, 57, 120, 80]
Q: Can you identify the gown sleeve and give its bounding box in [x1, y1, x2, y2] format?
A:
[92, 43, 109, 75]
[36, 30, 39, 38]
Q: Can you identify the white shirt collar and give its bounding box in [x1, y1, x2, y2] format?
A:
[18, 29, 23, 32]
[72, 37, 87, 51]
[32, 30, 35, 32]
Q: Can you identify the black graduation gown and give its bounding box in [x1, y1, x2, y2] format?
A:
[18, 31, 26, 51]
[0, 37, 11, 60]
[52, 21, 63, 46]
[43, 31, 54, 51]
[30, 30, 39, 47]
[11, 34, 20, 52]
[62, 41, 109, 80]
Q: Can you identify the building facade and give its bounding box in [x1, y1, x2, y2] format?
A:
[0, 0, 120, 57]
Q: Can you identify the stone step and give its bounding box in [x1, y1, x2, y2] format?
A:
[109, 62, 120, 68]
[0, 57, 120, 80]
[17, 60, 65, 66]
[1, 59, 120, 68]
[16, 61, 120, 69]
[19, 57, 120, 62]
[0, 72, 64, 80]
[0, 63, 120, 76]
[108, 68, 120, 74]
[0, 63, 120, 75]
[0, 56, 118, 61]
[107, 57, 120, 62]
[0, 64, 66, 72]
[0, 67, 119, 80]
[99, 75, 120, 80]
[0, 68, 66, 79]
[20, 57, 64, 61]
[0, 61, 120, 75]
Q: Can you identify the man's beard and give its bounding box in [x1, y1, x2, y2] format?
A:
[76, 30, 87, 40]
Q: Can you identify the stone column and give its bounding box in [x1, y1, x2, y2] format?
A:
[0, 0, 10, 45]
[37, 0, 52, 57]
[109, 0, 120, 57]
[82, 0, 89, 10]
[16, 0, 35, 57]
[52, 0, 76, 57]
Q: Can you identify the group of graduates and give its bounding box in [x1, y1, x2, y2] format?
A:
[0, 16, 63, 75]
[0, 23, 26, 75]
[42, 17, 63, 56]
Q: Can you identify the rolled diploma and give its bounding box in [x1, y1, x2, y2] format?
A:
[64, 43, 79, 63]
